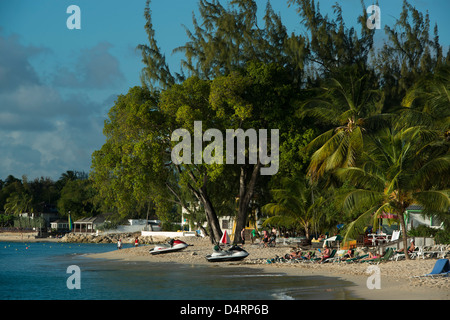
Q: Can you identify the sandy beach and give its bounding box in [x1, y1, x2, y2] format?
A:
[0, 232, 62, 243]
[87, 236, 450, 300]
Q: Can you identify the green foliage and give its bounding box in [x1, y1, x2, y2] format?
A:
[57, 179, 99, 218]
[407, 226, 450, 245]
[96, 221, 119, 231]
[13, 216, 46, 229]
[174, 0, 307, 82]
[288, 0, 375, 77]
[435, 229, 450, 245]
[262, 176, 328, 237]
[299, 65, 386, 180]
[407, 225, 438, 237]
[5, 0, 447, 242]
[0, 214, 14, 227]
[336, 126, 449, 243]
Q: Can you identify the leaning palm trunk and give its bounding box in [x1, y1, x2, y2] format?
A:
[397, 206, 410, 260]
[337, 126, 449, 261]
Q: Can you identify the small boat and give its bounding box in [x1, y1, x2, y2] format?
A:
[149, 239, 189, 255]
[206, 245, 249, 262]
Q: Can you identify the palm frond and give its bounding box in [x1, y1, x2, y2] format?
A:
[414, 190, 450, 215]
[342, 205, 381, 243]
[412, 154, 450, 188]
[341, 189, 384, 214]
[335, 167, 384, 191]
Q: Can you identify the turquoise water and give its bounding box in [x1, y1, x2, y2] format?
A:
[0, 241, 357, 300]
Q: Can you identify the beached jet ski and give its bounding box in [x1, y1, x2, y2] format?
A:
[149, 239, 189, 255]
[206, 245, 249, 262]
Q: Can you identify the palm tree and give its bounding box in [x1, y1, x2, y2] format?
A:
[298, 66, 387, 181]
[262, 177, 326, 239]
[336, 126, 449, 258]
[401, 63, 450, 137]
[4, 192, 35, 229]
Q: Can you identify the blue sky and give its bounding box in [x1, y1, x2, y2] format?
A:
[0, 0, 449, 181]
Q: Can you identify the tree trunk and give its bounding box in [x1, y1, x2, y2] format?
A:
[234, 162, 261, 244]
[304, 221, 310, 240]
[200, 190, 223, 244]
[183, 167, 223, 244]
[399, 211, 410, 260]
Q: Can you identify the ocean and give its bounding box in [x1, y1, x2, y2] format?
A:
[0, 241, 358, 301]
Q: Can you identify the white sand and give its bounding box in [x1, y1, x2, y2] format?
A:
[88, 236, 450, 300]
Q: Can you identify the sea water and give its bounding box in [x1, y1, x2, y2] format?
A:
[0, 241, 357, 300]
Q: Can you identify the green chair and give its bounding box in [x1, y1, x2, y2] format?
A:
[362, 248, 394, 264]
[320, 249, 337, 263]
[345, 253, 369, 263]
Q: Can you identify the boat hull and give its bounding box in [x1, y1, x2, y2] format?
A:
[205, 254, 248, 262]
[149, 240, 189, 255]
[205, 248, 249, 262]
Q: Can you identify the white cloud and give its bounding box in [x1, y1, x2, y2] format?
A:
[0, 32, 118, 180]
[52, 42, 125, 89]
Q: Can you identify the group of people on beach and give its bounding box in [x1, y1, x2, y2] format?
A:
[287, 245, 336, 262]
[116, 237, 140, 250]
[282, 239, 418, 263]
[238, 227, 278, 249]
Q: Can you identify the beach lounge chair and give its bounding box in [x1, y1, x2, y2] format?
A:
[365, 248, 395, 264]
[423, 245, 447, 259]
[292, 251, 313, 263]
[359, 251, 382, 264]
[394, 246, 419, 260]
[320, 249, 337, 263]
[302, 251, 321, 263]
[414, 259, 450, 278]
[344, 253, 369, 263]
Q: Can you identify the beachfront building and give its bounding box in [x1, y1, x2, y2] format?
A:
[50, 219, 70, 231]
[405, 205, 444, 231]
[72, 216, 106, 234]
[17, 207, 60, 229]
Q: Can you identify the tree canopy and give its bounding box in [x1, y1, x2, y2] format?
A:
[42, 0, 446, 250]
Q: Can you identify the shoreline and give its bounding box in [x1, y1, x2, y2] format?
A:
[2, 235, 448, 300]
[0, 234, 62, 243]
[85, 236, 450, 300]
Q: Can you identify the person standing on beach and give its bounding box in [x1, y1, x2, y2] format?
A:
[251, 228, 257, 244]
[263, 230, 269, 248]
[117, 239, 122, 250]
[134, 237, 139, 247]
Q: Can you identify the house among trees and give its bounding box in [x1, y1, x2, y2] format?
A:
[72, 216, 106, 234]
[405, 205, 444, 231]
[50, 219, 70, 231]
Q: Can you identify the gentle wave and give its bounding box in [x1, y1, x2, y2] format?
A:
[219, 273, 285, 278]
[271, 291, 295, 300]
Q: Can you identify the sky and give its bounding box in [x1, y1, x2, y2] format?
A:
[0, 0, 449, 181]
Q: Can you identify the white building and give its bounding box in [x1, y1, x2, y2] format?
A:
[405, 205, 444, 230]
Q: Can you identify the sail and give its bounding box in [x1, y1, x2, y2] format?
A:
[68, 214, 73, 231]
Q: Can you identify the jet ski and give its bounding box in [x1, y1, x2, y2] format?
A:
[149, 239, 189, 255]
[206, 245, 249, 262]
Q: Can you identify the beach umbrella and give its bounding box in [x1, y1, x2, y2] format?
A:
[220, 230, 230, 244]
[325, 235, 342, 242]
[325, 235, 343, 249]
